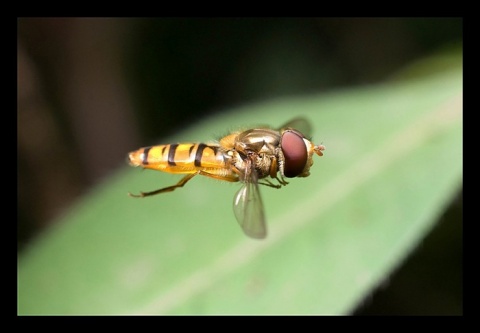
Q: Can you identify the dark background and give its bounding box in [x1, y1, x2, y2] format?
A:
[17, 18, 462, 315]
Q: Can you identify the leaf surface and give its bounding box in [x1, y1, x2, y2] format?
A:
[18, 54, 462, 315]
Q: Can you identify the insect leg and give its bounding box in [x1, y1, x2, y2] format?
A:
[257, 178, 282, 189]
[198, 170, 239, 182]
[128, 172, 198, 198]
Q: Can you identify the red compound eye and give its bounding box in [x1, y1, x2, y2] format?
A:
[281, 130, 308, 178]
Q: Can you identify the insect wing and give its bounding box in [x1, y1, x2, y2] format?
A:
[279, 117, 313, 138]
[233, 179, 267, 239]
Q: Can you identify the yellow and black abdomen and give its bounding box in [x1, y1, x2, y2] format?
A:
[128, 143, 226, 174]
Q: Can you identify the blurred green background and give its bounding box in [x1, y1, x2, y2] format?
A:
[17, 18, 462, 315]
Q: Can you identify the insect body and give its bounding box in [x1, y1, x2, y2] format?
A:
[128, 118, 325, 239]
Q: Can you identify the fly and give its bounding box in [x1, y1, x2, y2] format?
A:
[128, 118, 325, 239]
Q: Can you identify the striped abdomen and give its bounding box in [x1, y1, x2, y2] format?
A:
[128, 143, 227, 174]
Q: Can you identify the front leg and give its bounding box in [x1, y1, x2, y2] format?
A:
[268, 154, 289, 187]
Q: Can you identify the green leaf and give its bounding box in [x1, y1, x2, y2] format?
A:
[18, 53, 462, 315]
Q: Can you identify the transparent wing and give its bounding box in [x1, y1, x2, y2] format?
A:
[279, 117, 313, 138]
[233, 168, 267, 239]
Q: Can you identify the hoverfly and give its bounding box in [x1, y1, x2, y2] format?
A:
[128, 118, 325, 239]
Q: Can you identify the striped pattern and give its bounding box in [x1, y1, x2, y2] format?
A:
[129, 143, 225, 173]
